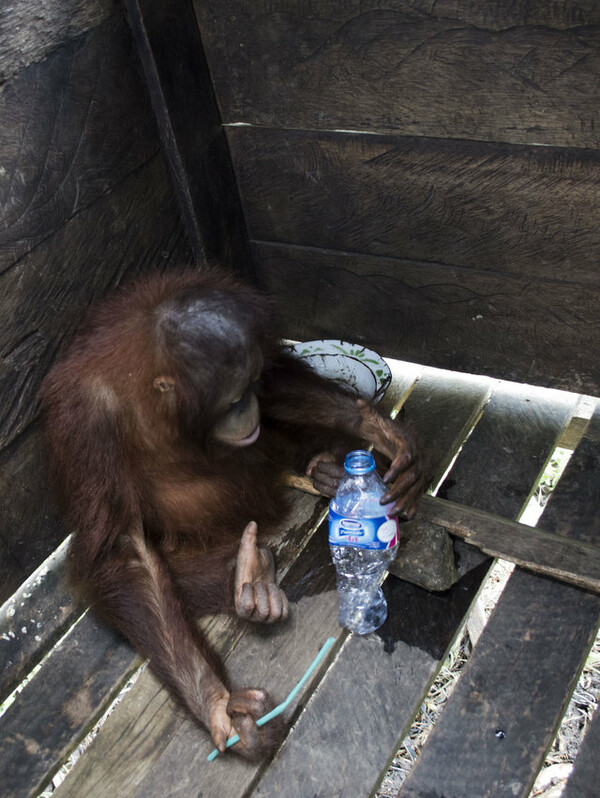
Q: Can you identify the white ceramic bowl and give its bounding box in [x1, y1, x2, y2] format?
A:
[287, 340, 391, 402]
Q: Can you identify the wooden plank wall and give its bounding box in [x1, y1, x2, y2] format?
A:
[0, 0, 243, 602]
[0, 0, 187, 602]
[194, 0, 600, 396]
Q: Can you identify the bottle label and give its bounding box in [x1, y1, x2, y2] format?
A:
[328, 509, 399, 550]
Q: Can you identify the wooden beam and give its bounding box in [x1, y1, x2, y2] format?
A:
[285, 480, 600, 594]
[196, 0, 600, 148]
[230, 128, 600, 285]
[418, 494, 600, 594]
[125, 0, 252, 273]
[253, 242, 600, 397]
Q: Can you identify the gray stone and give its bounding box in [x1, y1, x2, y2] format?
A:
[388, 519, 460, 592]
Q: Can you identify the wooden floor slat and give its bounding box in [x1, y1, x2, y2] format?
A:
[0, 613, 140, 798]
[399, 571, 600, 798]
[0, 540, 81, 701]
[562, 703, 600, 798]
[129, 524, 342, 798]
[253, 382, 576, 796]
[45, 376, 581, 798]
[398, 367, 493, 489]
[541, 405, 600, 544]
[56, 509, 341, 798]
[376, 359, 422, 417]
[438, 383, 577, 518]
[400, 404, 600, 798]
[438, 381, 579, 581]
[417, 494, 600, 594]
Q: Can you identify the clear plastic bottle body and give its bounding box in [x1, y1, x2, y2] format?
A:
[329, 450, 398, 634]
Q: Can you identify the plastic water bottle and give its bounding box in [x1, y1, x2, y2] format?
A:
[329, 450, 399, 634]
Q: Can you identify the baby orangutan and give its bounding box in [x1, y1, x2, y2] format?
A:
[43, 267, 423, 759]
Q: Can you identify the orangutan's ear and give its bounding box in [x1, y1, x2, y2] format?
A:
[153, 376, 176, 393]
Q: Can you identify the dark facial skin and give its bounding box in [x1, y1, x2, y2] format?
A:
[156, 289, 267, 448]
[211, 352, 263, 447]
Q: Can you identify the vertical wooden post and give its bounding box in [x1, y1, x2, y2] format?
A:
[125, 0, 253, 276]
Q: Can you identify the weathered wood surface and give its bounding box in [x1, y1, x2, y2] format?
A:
[253, 242, 600, 391]
[396, 367, 493, 490]
[437, 383, 576, 515]
[562, 703, 600, 798]
[400, 408, 600, 797]
[0, 0, 117, 84]
[0, 6, 194, 606]
[380, 367, 490, 590]
[558, 414, 592, 452]
[254, 243, 599, 395]
[253, 572, 483, 798]
[0, 426, 65, 605]
[0, 156, 191, 597]
[124, 519, 342, 798]
[7, 373, 578, 798]
[253, 379, 576, 797]
[52, 490, 327, 798]
[266, 253, 599, 401]
[400, 573, 600, 797]
[542, 406, 600, 544]
[416, 493, 600, 594]
[0, 612, 140, 798]
[195, 0, 600, 148]
[0, 13, 160, 273]
[0, 154, 190, 451]
[374, 358, 422, 417]
[232, 129, 600, 286]
[126, 0, 251, 271]
[0, 539, 80, 700]
[235, 127, 600, 395]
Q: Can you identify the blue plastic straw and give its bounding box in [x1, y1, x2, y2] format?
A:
[207, 636, 336, 761]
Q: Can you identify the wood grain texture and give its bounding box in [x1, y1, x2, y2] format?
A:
[254, 243, 600, 395]
[47, 373, 576, 798]
[0, 612, 140, 798]
[400, 400, 599, 797]
[130, 523, 341, 798]
[253, 566, 492, 798]
[400, 570, 600, 798]
[389, 367, 492, 488]
[53, 490, 328, 798]
[0, 154, 191, 452]
[542, 405, 600, 544]
[0, 426, 65, 605]
[0, 537, 80, 701]
[230, 128, 600, 285]
[372, 358, 422, 418]
[196, 0, 600, 147]
[254, 633, 438, 798]
[438, 382, 577, 517]
[0, 0, 117, 84]
[52, 367, 482, 798]
[0, 13, 160, 273]
[126, 0, 251, 272]
[562, 703, 600, 798]
[416, 494, 600, 594]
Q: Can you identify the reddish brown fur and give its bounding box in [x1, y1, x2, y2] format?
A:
[42, 266, 423, 760]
